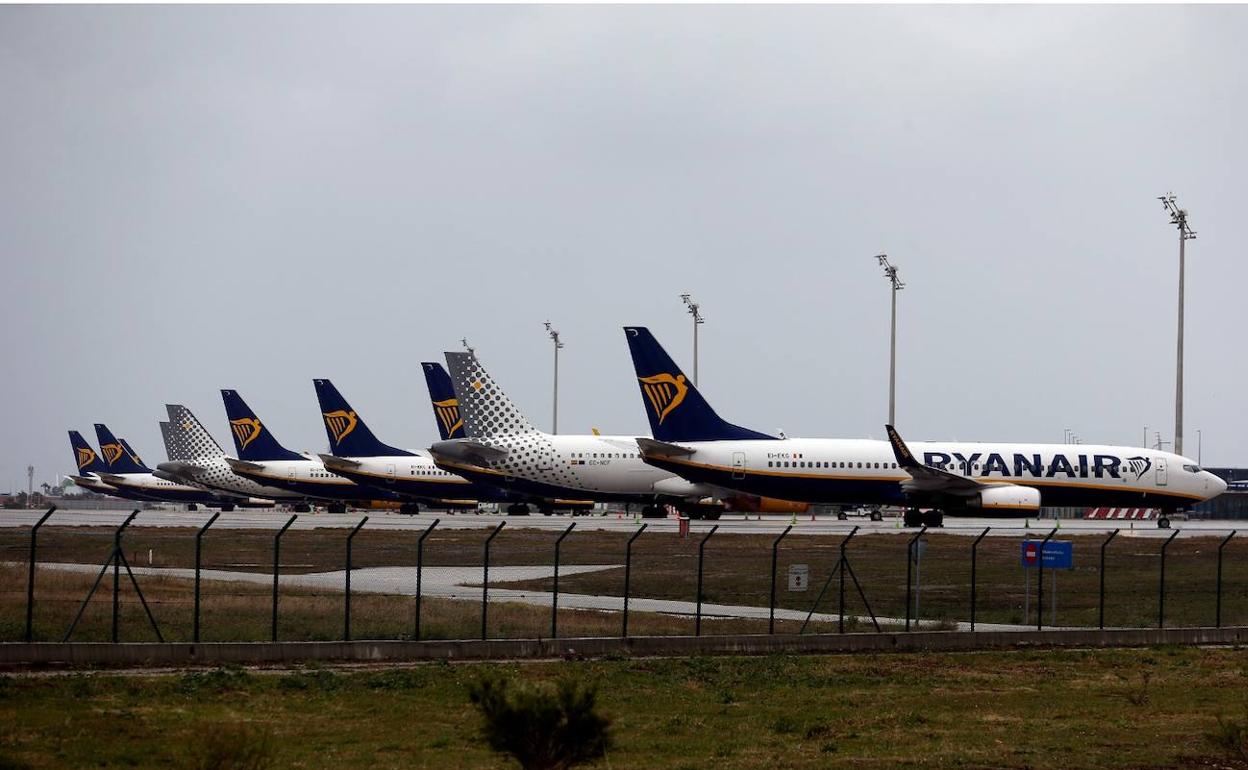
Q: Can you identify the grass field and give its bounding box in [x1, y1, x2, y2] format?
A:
[2, 524, 1246, 643]
[2, 647, 1248, 769]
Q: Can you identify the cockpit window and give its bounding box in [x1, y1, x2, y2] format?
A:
[1183, 464, 1201, 473]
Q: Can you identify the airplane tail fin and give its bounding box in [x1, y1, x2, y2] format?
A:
[158, 421, 189, 462]
[422, 362, 466, 440]
[93, 424, 153, 473]
[69, 430, 109, 474]
[165, 405, 227, 461]
[119, 439, 152, 472]
[444, 351, 541, 439]
[622, 326, 774, 442]
[312, 379, 412, 457]
[219, 390, 304, 461]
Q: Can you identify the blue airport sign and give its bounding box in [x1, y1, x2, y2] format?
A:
[1021, 540, 1074, 570]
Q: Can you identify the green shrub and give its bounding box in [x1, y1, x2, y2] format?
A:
[467, 675, 611, 770]
[1206, 710, 1248, 760]
[188, 722, 275, 770]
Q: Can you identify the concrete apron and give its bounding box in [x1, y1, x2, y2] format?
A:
[3, 627, 1246, 668]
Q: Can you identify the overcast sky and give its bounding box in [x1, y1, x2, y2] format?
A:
[2, 5, 1246, 491]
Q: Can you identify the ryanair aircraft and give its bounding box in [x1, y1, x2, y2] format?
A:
[313, 366, 588, 513]
[217, 389, 404, 512]
[156, 404, 306, 507]
[427, 350, 725, 518]
[67, 430, 157, 502]
[82, 423, 234, 507]
[623, 327, 1227, 528]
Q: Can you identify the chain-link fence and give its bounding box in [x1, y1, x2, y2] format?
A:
[2, 507, 1244, 644]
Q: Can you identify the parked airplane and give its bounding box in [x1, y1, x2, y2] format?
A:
[156, 404, 306, 507]
[218, 389, 403, 512]
[623, 326, 1227, 527]
[428, 350, 724, 517]
[67, 430, 154, 501]
[90, 423, 233, 507]
[315, 365, 595, 515]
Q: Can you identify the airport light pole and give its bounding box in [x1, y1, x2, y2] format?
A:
[544, 322, 564, 434]
[680, 294, 705, 386]
[1197, 429, 1202, 466]
[877, 255, 904, 425]
[1160, 193, 1196, 456]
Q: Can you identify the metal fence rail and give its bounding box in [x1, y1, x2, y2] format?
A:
[3, 507, 1246, 645]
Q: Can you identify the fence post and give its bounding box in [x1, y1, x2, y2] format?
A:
[1158, 529, 1180, 629]
[272, 514, 297, 642]
[24, 505, 55, 643]
[414, 518, 439, 641]
[112, 510, 140, 643]
[551, 522, 576, 640]
[838, 526, 860, 634]
[695, 525, 719, 636]
[769, 525, 793, 634]
[622, 523, 647, 638]
[344, 516, 369, 641]
[1035, 528, 1057, 631]
[905, 526, 927, 631]
[1098, 529, 1119, 630]
[193, 511, 221, 644]
[969, 527, 990, 631]
[482, 522, 505, 641]
[1216, 530, 1236, 628]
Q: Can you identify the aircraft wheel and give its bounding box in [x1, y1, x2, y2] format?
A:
[837, 510, 849, 521]
[506, 503, 531, 516]
[641, 505, 665, 519]
[220, 504, 235, 513]
[1157, 516, 1171, 529]
[870, 509, 883, 522]
[903, 508, 923, 528]
[921, 509, 945, 528]
[702, 510, 721, 521]
[187, 504, 198, 511]
[294, 503, 311, 513]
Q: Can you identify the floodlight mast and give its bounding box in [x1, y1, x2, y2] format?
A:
[680, 294, 705, 386]
[1160, 193, 1196, 456]
[544, 321, 564, 434]
[877, 254, 905, 425]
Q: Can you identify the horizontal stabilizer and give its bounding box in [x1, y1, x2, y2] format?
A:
[636, 437, 695, 458]
[429, 438, 510, 465]
[224, 457, 266, 474]
[318, 454, 362, 472]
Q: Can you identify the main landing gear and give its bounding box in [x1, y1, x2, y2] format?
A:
[327, 502, 348, 514]
[641, 505, 666, 519]
[506, 503, 531, 516]
[903, 508, 944, 528]
[398, 503, 420, 516]
[1157, 514, 1173, 529]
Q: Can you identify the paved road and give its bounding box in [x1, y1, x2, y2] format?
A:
[2, 507, 1239, 539]
[38, 561, 1024, 632]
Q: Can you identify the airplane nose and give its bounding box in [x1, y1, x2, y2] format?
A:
[1207, 472, 1227, 496]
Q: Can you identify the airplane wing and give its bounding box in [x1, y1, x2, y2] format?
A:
[885, 424, 1001, 494]
[636, 437, 694, 458]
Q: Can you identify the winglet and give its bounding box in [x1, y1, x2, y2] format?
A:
[885, 424, 918, 468]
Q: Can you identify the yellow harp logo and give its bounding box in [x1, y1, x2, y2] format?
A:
[76, 447, 96, 470]
[230, 418, 263, 450]
[102, 442, 124, 466]
[638, 373, 689, 425]
[322, 410, 359, 444]
[432, 398, 463, 437]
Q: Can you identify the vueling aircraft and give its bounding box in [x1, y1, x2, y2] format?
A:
[89, 423, 233, 507]
[67, 430, 155, 501]
[218, 389, 404, 512]
[623, 327, 1227, 528]
[156, 404, 307, 508]
[427, 350, 726, 518]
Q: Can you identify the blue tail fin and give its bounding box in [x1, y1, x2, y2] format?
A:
[623, 327, 775, 442]
[219, 390, 305, 461]
[93, 424, 153, 473]
[312, 379, 413, 457]
[69, 430, 108, 474]
[421, 362, 466, 440]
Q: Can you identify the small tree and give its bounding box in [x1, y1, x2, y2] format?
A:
[467, 675, 611, 770]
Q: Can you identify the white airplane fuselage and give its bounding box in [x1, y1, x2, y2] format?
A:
[641, 438, 1225, 513]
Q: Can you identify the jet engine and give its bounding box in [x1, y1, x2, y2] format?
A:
[972, 485, 1042, 512]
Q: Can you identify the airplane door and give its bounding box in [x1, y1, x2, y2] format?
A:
[1156, 458, 1168, 486]
[385, 463, 396, 483]
[732, 452, 746, 480]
